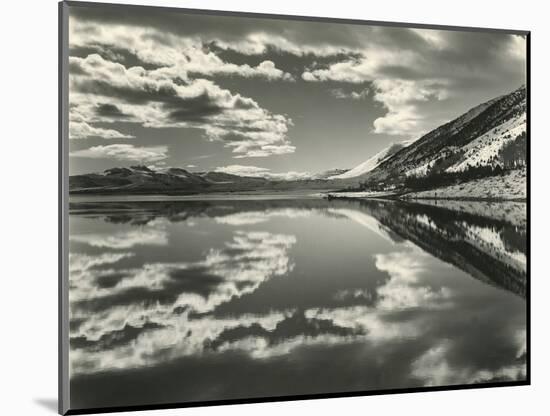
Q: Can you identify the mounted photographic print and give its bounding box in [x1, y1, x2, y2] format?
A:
[59, 1, 530, 414]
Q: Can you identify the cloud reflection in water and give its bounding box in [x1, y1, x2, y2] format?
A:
[68, 199, 526, 393]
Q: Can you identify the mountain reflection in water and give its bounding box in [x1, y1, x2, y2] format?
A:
[68, 198, 527, 410]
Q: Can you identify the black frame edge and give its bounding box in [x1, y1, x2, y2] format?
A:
[65, 380, 530, 415]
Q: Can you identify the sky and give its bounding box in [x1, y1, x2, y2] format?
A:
[67, 4, 527, 177]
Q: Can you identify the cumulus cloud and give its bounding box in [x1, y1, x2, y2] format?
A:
[301, 49, 449, 137]
[68, 5, 365, 58]
[68, 53, 294, 158]
[70, 144, 168, 163]
[300, 30, 526, 137]
[69, 19, 294, 81]
[371, 79, 449, 136]
[68, 16, 297, 158]
[67, 7, 527, 157]
[214, 165, 311, 181]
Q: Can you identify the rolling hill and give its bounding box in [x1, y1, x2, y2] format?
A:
[69, 165, 336, 195]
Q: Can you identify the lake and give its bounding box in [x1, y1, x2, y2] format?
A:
[68, 197, 527, 410]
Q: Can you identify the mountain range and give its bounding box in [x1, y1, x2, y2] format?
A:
[69, 165, 338, 195]
[70, 85, 527, 197]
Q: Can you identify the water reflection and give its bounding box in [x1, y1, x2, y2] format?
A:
[68, 198, 526, 409]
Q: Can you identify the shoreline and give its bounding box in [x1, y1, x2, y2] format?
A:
[325, 193, 526, 203]
[401, 196, 526, 202]
[69, 190, 526, 204]
[68, 189, 334, 202]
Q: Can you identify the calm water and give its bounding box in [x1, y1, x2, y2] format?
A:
[68, 198, 527, 410]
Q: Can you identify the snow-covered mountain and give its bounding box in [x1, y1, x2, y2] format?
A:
[328, 141, 411, 179]
[351, 85, 527, 184]
[446, 112, 526, 173]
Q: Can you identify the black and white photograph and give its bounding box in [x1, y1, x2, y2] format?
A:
[60, 1, 529, 413]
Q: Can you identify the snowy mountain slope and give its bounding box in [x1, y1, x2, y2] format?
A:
[405, 159, 436, 178]
[329, 141, 410, 179]
[350, 85, 526, 183]
[404, 110, 525, 178]
[404, 168, 526, 200]
[447, 96, 501, 134]
[446, 113, 526, 172]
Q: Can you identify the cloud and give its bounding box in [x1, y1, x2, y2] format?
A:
[68, 53, 294, 158]
[207, 310, 364, 353]
[67, 200, 527, 384]
[300, 30, 526, 137]
[330, 88, 369, 100]
[69, 252, 134, 274]
[411, 340, 526, 386]
[508, 35, 527, 60]
[301, 71, 317, 82]
[371, 79, 449, 136]
[69, 121, 134, 140]
[334, 289, 373, 301]
[374, 249, 451, 310]
[307, 305, 421, 345]
[70, 144, 168, 163]
[95, 103, 130, 118]
[68, 6, 366, 58]
[215, 208, 312, 226]
[410, 29, 448, 49]
[301, 50, 449, 137]
[212, 33, 353, 57]
[69, 230, 297, 314]
[68, 230, 298, 374]
[214, 165, 311, 181]
[70, 226, 168, 249]
[67, 6, 527, 156]
[69, 19, 294, 81]
[214, 165, 270, 177]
